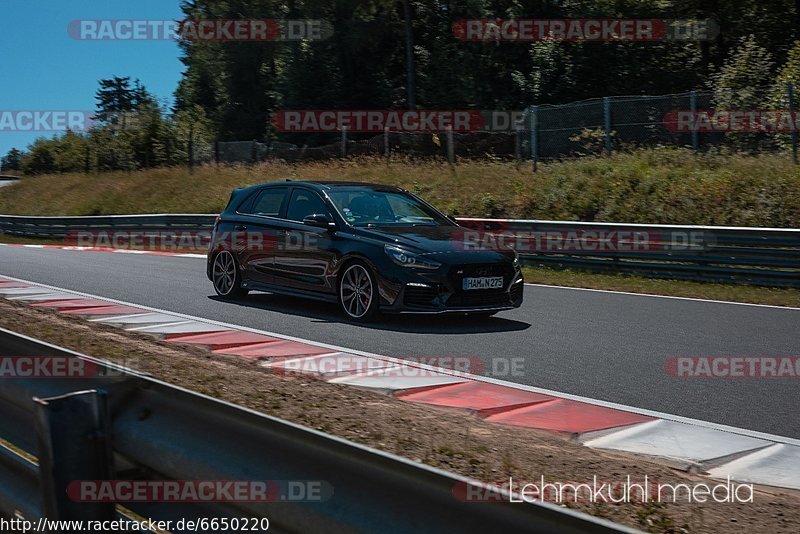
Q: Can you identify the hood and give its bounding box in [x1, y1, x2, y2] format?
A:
[355, 224, 516, 261]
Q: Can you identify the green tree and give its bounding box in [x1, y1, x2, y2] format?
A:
[0, 148, 23, 171]
[711, 35, 775, 151]
[769, 40, 800, 107]
[21, 139, 58, 174]
[95, 76, 156, 124]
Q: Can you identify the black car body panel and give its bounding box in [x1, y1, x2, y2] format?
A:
[208, 181, 524, 314]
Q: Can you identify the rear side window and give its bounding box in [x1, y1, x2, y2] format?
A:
[241, 188, 288, 216]
[286, 189, 329, 221]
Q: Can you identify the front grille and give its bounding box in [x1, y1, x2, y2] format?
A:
[403, 285, 438, 308]
[453, 264, 507, 278]
[443, 262, 515, 309]
[446, 290, 511, 308]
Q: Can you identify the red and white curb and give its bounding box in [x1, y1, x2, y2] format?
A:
[1, 274, 798, 492]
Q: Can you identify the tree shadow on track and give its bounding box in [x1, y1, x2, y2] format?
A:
[207, 292, 531, 334]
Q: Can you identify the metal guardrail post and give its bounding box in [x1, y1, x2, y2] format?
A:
[33, 390, 116, 523]
[446, 126, 455, 166]
[690, 90, 699, 153]
[603, 97, 612, 156]
[789, 82, 798, 165]
[530, 105, 539, 172]
[188, 123, 194, 173]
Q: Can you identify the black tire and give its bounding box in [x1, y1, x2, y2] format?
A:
[338, 261, 380, 321]
[211, 251, 250, 299]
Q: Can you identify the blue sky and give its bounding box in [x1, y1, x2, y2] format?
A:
[0, 0, 184, 156]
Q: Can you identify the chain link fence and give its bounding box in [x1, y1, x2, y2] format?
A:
[520, 85, 798, 165]
[209, 131, 517, 164]
[209, 85, 798, 166]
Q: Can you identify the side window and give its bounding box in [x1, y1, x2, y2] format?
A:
[243, 188, 288, 217]
[286, 189, 329, 222]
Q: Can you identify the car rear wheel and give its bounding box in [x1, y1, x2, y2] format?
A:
[212, 251, 249, 299]
[339, 261, 379, 321]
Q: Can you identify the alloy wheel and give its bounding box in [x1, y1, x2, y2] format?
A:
[340, 263, 374, 319]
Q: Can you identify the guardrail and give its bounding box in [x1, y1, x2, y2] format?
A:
[459, 218, 800, 287]
[1, 213, 798, 287]
[0, 214, 216, 238]
[0, 328, 631, 533]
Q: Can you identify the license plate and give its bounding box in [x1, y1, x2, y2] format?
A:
[462, 277, 504, 290]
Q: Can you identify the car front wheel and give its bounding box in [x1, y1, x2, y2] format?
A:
[338, 261, 379, 321]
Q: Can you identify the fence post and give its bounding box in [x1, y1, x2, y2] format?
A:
[690, 90, 699, 153]
[515, 123, 522, 169]
[789, 82, 798, 165]
[251, 140, 258, 163]
[384, 127, 390, 161]
[446, 126, 455, 166]
[341, 127, 348, 157]
[215, 140, 220, 165]
[603, 97, 612, 156]
[188, 122, 194, 173]
[530, 105, 539, 172]
[33, 390, 116, 522]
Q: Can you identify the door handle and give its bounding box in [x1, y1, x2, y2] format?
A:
[234, 224, 247, 231]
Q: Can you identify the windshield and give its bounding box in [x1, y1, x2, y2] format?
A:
[327, 189, 451, 227]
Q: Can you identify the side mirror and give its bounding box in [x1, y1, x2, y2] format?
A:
[303, 213, 336, 230]
[447, 214, 458, 223]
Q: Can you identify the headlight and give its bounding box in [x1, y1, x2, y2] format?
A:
[384, 245, 442, 270]
[513, 252, 520, 267]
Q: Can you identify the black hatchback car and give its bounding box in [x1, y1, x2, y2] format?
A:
[207, 181, 523, 321]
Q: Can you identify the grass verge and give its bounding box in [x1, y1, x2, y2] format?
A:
[1, 148, 799, 227]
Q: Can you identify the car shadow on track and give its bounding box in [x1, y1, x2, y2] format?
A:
[208, 293, 531, 334]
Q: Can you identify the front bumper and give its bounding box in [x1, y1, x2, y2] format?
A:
[377, 261, 524, 314]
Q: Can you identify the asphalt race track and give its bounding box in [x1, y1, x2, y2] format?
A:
[1, 246, 798, 438]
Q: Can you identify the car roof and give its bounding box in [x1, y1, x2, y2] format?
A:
[240, 181, 404, 193]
